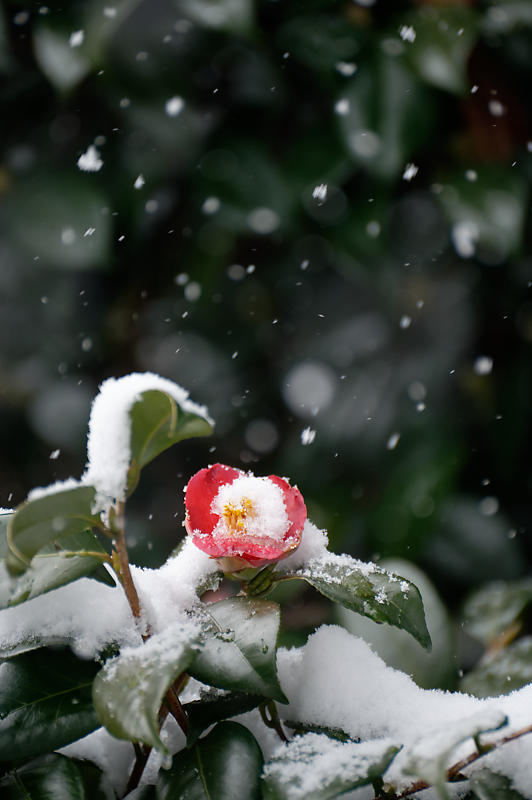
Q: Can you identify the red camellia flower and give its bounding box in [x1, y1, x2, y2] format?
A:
[184, 463, 307, 571]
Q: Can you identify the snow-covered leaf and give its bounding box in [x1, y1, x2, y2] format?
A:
[280, 553, 431, 650]
[461, 637, 532, 698]
[0, 649, 100, 761]
[462, 578, 532, 647]
[402, 6, 478, 94]
[3, 529, 113, 609]
[92, 621, 202, 752]
[6, 483, 101, 576]
[468, 767, 527, 799]
[190, 597, 287, 703]
[404, 709, 507, 786]
[262, 733, 400, 800]
[159, 721, 263, 799]
[126, 389, 214, 494]
[184, 690, 264, 747]
[338, 51, 434, 179]
[0, 753, 106, 800]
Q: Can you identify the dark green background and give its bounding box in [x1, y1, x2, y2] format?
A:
[1, 0, 531, 614]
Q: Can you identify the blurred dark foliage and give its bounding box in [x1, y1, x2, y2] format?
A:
[1, 0, 532, 624]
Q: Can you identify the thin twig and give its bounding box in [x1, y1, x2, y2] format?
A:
[379, 722, 532, 800]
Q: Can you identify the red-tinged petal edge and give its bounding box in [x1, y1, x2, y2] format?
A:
[185, 463, 242, 537]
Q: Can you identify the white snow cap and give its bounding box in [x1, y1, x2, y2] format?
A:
[210, 475, 290, 544]
[83, 372, 212, 511]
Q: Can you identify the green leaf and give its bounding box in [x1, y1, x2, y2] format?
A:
[281, 554, 431, 650]
[0, 648, 100, 762]
[468, 767, 526, 800]
[404, 709, 507, 786]
[3, 529, 114, 609]
[462, 578, 532, 647]
[1, 175, 111, 270]
[401, 6, 478, 94]
[338, 50, 434, 179]
[0, 754, 97, 800]
[33, 24, 91, 92]
[92, 621, 202, 752]
[6, 483, 101, 576]
[184, 690, 264, 747]
[190, 597, 287, 703]
[158, 721, 263, 800]
[126, 390, 214, 494]
[461, 636, 532, 698]
[262, 734, 400, 800]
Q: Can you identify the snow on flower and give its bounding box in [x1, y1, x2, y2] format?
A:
[185, 463, 306, 571]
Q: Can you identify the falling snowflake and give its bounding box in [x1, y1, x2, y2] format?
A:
[77, 145, 103, 172]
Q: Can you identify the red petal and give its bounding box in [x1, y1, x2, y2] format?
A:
[268, 474, 307, 542]
[185, 463, 242, 537]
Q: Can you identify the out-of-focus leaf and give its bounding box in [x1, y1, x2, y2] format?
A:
[159, 721, 263, 799]
[426, 496, 523, 586]
[92, 622, 202, 752]
[277, 15, 364, 72]
[184, 690, 264, 747]
[179, 0, 254, 36]
[126, 389, 213, 494]
[1, 175, 111, 270]
[33, 25, 91, 91]
[262, 734, 400, 800]
[482, 3, 532, 34]
[190, 597, 287, 702]
[460, 636, 532, 697]
[404, 709, 507, 786]
[468, 767, 526, 799]
[6, 483, 100, 576]
[462, 578, 532, 646]
[439, 168, 527, 264]
[338, 51, 434, 179]
[0, 648, 100, 761]
[280, 554, 431, 650]
[401, 6, 478, 94]
[0, 754, 98, 800]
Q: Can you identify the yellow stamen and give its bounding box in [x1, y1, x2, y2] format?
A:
[223, 497, 254, 535]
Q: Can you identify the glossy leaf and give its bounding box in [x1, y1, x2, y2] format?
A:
[184, 690, 264, 746]
[126, 389, 214, 493]
[262, 733, 400, 800]
[468, 767, 526, 800]
[158, 721, 263, 800]
[3, 529, 114, 609]
[462, 579, 532, 647]
[6, 483, 101, 576]
[281, 554, 431, 650]
[93, 621, 202, 752]
[0, 648, 100, 761]
[0, 754, 98, 800]
[190, 597, 287, 702]
[461, 636, 532, 698]
[405, 709, 507, 786]
[338, 51, 434, 179]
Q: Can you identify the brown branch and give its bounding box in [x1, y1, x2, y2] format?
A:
[378, 722, 532, 800]
[112, 501, 148, 638]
